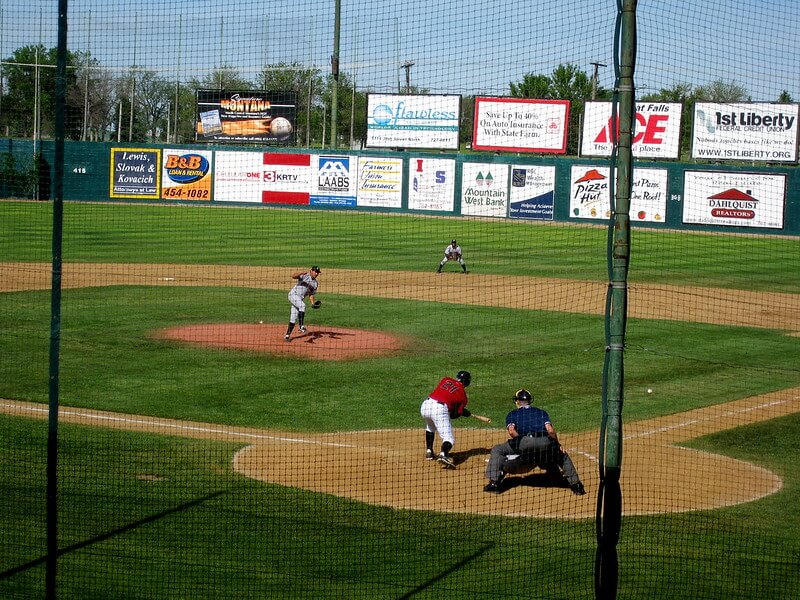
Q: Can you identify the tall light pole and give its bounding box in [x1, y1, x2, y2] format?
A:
[591, 61, 607, 100]
[330, 0, 341, 148]
[400, 61, 414, 93]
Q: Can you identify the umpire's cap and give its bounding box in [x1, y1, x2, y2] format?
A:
[311, 265, 321, 273]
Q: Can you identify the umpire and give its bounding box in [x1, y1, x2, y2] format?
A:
[484, 389, 585, 495]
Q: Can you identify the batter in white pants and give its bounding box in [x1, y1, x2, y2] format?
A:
[420, 397, 455, 446]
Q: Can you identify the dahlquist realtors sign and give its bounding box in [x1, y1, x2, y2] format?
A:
[683, 170, 786, 229]
[366, 94, 460, 150]
[692, 103, 799, 163]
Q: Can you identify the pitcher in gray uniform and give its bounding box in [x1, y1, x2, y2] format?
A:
[284, 266, 320, 340]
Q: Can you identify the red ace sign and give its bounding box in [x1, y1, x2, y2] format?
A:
[581, 102, 683, 158]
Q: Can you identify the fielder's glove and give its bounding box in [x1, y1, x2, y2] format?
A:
[311, 300, 322, 309]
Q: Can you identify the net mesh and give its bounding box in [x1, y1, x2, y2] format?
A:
[0, 1, 798, 598]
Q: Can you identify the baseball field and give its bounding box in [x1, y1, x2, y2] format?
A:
[1, 200, 798, 598]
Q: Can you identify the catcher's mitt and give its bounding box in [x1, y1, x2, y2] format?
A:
[311, 300, 322, 309]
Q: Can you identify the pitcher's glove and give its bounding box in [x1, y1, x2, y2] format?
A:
[311, 300, 322, 309]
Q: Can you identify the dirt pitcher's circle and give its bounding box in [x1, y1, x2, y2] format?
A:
[155, 323, 409, 360]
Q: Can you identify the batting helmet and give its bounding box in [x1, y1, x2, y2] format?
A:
[455, 370, 471, 387]
[513, 388, 532, 403]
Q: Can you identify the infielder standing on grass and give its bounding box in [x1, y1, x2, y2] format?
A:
[437, 239, 468, 273]
[284, 266, 321, 341]
[420, 370, 472, 468]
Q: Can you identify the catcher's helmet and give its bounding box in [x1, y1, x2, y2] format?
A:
[514, 388, 532, 403]
[455, 370, 471, 387]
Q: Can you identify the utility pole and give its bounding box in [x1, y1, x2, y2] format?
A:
[400, 61, 414, 93]
[330, 0, 341, 148]
[591, 61, 607, 100]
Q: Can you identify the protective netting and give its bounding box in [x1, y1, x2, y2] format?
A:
[0, 1, 798, 598]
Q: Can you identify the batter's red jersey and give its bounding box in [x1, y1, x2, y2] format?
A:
[428, 377, 469, 415]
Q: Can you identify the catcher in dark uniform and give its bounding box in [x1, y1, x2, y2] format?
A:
[484, 388, 585, 495]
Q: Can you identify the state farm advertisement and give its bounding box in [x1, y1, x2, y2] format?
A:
[569, 166, 668, 222]
[213, 151, 312, 204]
[692, 103, 799, 163]
[581, 102, 682, 158]
[407, 157, 456, 212]
[472, 98, 569, 153]
[460, 162, 508, 217]
[356, 157, 403, 208]
[683, 171, 786, 229]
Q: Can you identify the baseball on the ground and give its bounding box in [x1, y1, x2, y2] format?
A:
[647, 388, 653, 394]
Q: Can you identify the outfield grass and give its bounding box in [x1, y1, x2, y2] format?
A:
[1, 200, 798, 291]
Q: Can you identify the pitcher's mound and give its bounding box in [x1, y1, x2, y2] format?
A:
[155, 323, 408, 360]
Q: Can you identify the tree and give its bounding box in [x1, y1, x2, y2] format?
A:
[319, 71, 367, 149]
[695, 79, 750, 102]
[259, 62, 324, 146]
[1, 44, 80, 138]
[510, 73, 551, 99]
[66, 53, 118, 141]
[777, 90, 794, 103]
[189, 66, 253, 92]
[135, 70, 172, 142]
[509, 63, 601, 154]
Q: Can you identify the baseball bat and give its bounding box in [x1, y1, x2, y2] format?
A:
[471, 414, 492, 423]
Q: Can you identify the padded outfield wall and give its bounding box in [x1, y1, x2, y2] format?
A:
[3, 138, 799, 236]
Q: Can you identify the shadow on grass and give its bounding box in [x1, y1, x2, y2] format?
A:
[0, 489, 227, 580]
[395, 542, 495, 599]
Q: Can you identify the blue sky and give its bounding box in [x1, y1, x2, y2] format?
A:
[1, 0, 797, 100]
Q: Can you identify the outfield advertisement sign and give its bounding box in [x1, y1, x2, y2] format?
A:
[509, 165, 556, 220]
[683, 171, 786, 229]
[472, 98, 569, 153]
[366, 94, 460, 150]
[195, 90, 297, 145]
[407, 157, 456, 211]
[161, 149, 213, 201]
[311, 155, 358, 207]
[692, 103, 799, 163]
[213, 151, 312, 204]
[460, 163, 508, 217]
[356, 158, 403, 208]
[582, 102, 683, 158]
[110, 148, 161, 198]
[569, 165, 668, 222]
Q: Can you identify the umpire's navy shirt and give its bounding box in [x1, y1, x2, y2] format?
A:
[506, 406, 550, 436]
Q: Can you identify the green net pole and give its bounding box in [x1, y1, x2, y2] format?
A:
[596, 0, 636, 598]
[46, 0, 68, 597]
